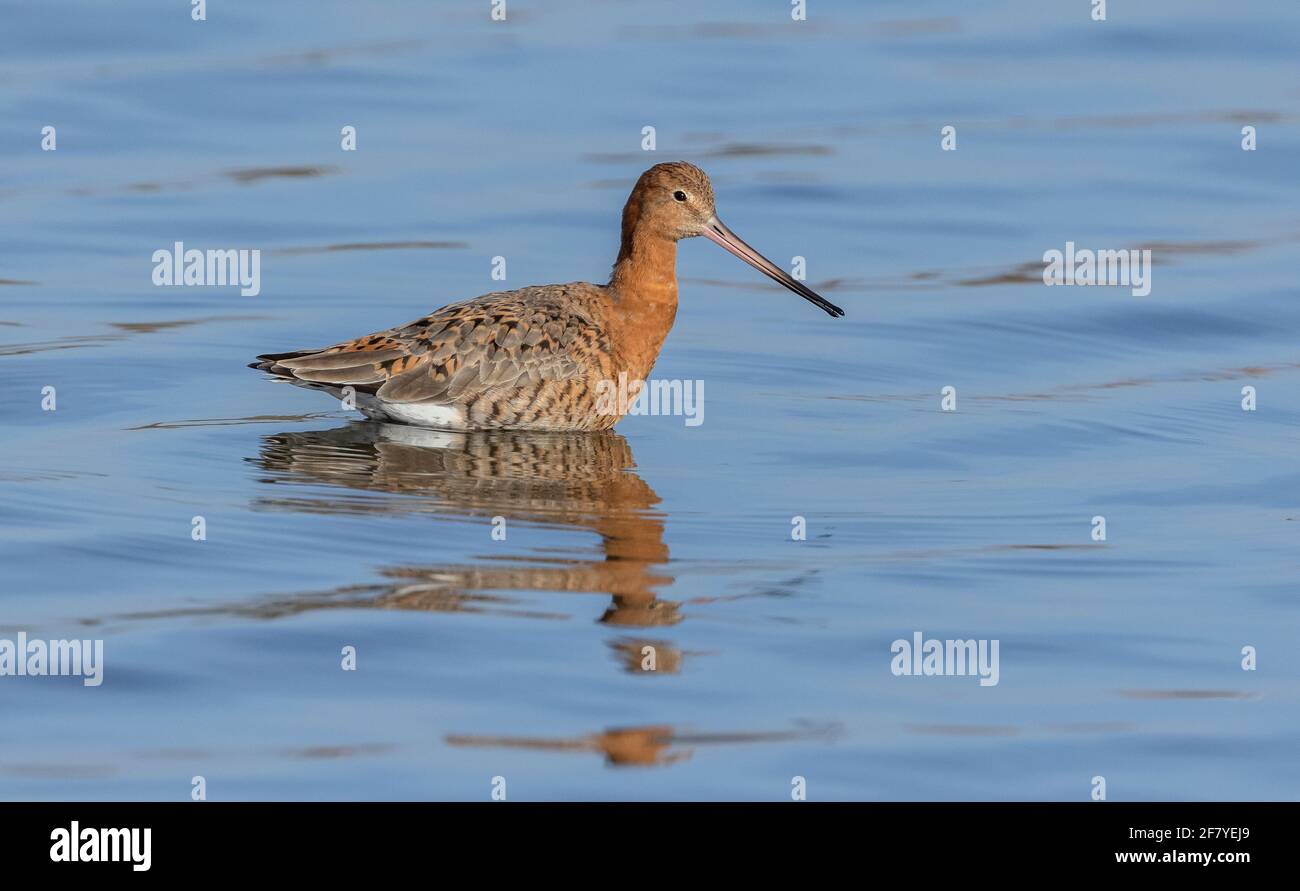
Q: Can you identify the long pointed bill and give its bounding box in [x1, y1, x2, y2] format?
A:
[700, 216, 844, 317]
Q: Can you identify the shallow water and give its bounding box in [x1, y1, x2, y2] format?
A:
[1, 0, 1297, 800]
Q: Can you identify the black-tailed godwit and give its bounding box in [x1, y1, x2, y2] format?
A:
[252, 162, 843, 430]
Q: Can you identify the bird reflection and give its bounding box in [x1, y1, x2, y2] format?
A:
[249, 422, 682, 669]
[448, 725, 692, 768]
[446, 723, 839, 768]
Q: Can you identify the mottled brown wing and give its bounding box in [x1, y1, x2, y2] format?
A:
[254, 287, 602, 405]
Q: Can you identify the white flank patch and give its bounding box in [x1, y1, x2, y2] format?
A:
[353, 393, 467, 430]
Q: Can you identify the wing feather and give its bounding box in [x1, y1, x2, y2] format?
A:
[253, 285, 606, 407]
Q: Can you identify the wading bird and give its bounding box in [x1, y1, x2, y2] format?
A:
[252, 162, 843, 430]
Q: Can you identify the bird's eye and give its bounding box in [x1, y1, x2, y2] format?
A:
[673, 190, 687, 202]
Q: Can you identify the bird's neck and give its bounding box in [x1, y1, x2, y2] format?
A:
[607, 224, 679, 381]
